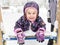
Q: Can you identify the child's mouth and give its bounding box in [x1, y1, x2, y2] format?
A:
[29, 18, 34, 19]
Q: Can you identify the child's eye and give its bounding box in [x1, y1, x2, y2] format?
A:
[28, 12, 31, 14]
[33, 13, 35, 14]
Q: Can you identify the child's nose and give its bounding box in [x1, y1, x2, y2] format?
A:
[30, 14, 33, 16]
[31, 14, 33, 16]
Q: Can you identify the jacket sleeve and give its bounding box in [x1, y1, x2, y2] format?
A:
[14, 20, 21, 30]
[14, 16, 23, 30]
[39, 17, 46, 29]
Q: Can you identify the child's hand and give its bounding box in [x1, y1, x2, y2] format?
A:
[35, 28, 45, 42]
[14, 28, 25, 44]
[14, 28, 23, 35]
[17, 32, 25, 44]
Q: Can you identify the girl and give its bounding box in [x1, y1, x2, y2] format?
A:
[14, 1, 46, 45]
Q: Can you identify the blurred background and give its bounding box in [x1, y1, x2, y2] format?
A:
[0, 0, 60, 45]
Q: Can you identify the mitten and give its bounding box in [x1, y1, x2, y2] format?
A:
[35, 28, 45, 42]
[14, 28, 25, 44]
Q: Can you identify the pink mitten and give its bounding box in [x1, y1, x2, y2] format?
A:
[17, 32, 25, 44]
[36, 28, 45, 42]
[14, 28, 22, 35]
[14, 28, 25, 44]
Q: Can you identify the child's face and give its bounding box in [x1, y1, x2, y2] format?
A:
[25, 7, 38, 23]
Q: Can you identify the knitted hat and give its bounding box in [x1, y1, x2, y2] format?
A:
[23, 1, 39, 15]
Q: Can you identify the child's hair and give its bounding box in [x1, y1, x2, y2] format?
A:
[23, 1, 39, 19]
